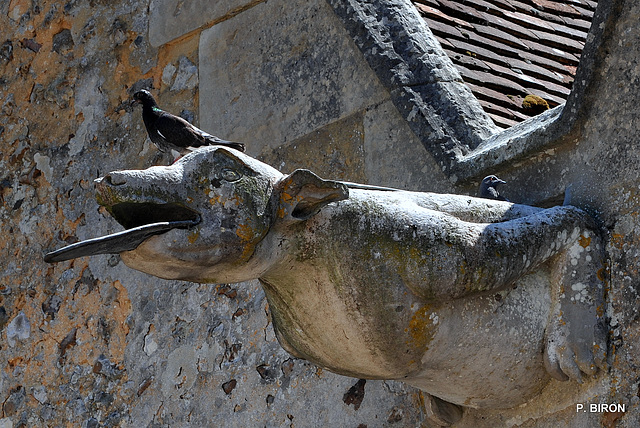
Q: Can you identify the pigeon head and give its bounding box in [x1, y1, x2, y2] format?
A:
[132, 89, 158, 107]
[481, 175, 506, 189]
[479, 175, 507, 200]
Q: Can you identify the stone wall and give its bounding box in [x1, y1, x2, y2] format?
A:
[0, 0, 430, 426]
[479, 1, 640, 426]
[2, 0, 640, 426]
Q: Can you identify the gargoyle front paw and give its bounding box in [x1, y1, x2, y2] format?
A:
[544, 230, 608, 382]
[543, 296, 607, 382]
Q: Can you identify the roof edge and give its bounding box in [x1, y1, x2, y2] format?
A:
[328, 0, 617, 184]
[326, 0, 500, 173]
[453, 105, 566, 182]
[452, 0, 617, 182]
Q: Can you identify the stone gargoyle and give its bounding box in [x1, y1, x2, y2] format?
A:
[45, 146, 606, 415]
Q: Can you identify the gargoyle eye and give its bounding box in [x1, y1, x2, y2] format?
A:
[221, 168, 241, 182]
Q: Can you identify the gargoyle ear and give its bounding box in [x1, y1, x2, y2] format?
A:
[212, 146, 245, 168]
[276, 169, 349, 220]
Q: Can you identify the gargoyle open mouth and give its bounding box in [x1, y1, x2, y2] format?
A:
[108, 202, 200, 229]
[44, 202, 200, 263]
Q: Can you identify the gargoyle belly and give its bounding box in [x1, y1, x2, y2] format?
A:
[259, 277, 430, 380]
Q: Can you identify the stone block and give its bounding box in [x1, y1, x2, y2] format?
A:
[258, 111, 368, 183]
[148, 0, 258, 47]
[198, 0, 387, 154]
[363, 100, 452, 192]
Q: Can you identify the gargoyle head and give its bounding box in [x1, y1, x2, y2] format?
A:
[96, 147, 283, 282]
[45, 146, 348, 283]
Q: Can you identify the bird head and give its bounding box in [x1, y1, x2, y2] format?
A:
[131, 89, 157, 107]
[479, 175, 507, 200]
[481, 175, 506, 189]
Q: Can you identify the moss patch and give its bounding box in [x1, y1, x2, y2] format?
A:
[522, 94, 549, 114]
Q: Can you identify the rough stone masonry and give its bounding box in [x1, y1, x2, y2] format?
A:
[2, 0, 640, 427]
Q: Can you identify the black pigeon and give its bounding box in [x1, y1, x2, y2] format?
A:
[132, 89, 245, 155]
[479, 175, 508, 201]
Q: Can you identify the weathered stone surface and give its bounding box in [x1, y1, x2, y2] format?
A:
[327, 0, 500, 167]
[198, 0, 388, 154]
[258, 98, 451, 193]
[259, 110, 368, 184]
[148, 0, 263, 47]
[117, 277, 421, 427]
[55, 147, 604, 411]
[2, 0, 640, 425]
[448, 1, 640, 426]
[0, 2, 425, 424]
[6, 311, 30, 347]
[0, 0, 166, 422]
[169, 56, 198, 91]
[363, 100, 452, 192]
[51, 28, 73, 54]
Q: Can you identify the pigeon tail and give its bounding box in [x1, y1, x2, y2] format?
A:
[562, 184, 573, 206]
[204, 136, 246, 152]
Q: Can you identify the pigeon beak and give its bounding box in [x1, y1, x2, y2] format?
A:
[130, 98, 141, 107]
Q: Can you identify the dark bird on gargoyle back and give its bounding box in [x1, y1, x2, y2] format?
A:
[131, 89, 245, 155]
[479, 175, 508, 201]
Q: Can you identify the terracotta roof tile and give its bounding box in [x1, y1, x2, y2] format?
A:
[505, 57, 566, 83]
[476, 12, 541, 40]
[530, 29, 585, 53]
[444, 38, 514, 67]
[457, 64, 530, 95]
[415, 3, 476, 29]
[443, 49, 492, 72]
[480, 99, 520, 120]
[548, 22, 589, 40]
[520, 38, 580, 65]
[472, 23, 530, 49]
[518, 50, 575, 75]
[562, 15, 594, 31]
[438, 0, 489, 20]
[424, 18, 467, 39]
[465, 0, 509, 12]
[485, 0, 518, 12]
[465, 28, 532, 58]
[412, 0, 598, 128]
[530, 0, 584, 16]
[569, 5, 594, 18]
[488, 114, 520, 128]
[465, 82, 524, 109]
[501, 10, 557, 31]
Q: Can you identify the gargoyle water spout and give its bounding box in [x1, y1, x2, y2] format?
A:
[45, 146, 606, 414]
